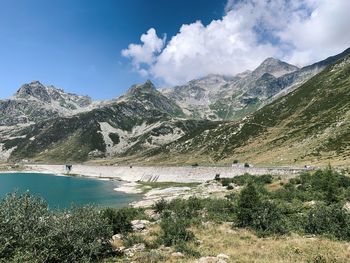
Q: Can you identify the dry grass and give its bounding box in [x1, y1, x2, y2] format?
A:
[265, 180, 288, 191]
[109, 223, 350, 263]
[187, 223, 350, 263]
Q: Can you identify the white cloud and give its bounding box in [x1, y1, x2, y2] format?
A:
[122, 0, 350, 85]
[279, 0, 350, 65]
[121, 28, 165, 76]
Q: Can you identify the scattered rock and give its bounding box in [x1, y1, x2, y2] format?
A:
[343, 202, 350, 212]
[158, 245, 173, 253]
[171, 252, 184, 257]
[131, 220, 150, 231]
[144, 209, 160, 220]
[196, 256, 227, 263]
[124, 243, 146, 258]
[112, 234, 123, 241]
[217, 253, 229, 260]
[125, 251, 134, 258]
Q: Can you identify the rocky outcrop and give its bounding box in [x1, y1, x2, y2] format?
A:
[0, 81, 93, 125]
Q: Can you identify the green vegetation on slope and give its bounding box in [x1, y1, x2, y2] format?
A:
[146, 54, 350, 166]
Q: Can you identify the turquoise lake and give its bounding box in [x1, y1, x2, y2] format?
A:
[0, 172, 140, 209]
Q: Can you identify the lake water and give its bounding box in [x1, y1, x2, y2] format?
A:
[0, 172, 140, 209]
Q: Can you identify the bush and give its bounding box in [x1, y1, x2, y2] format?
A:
[251, 200, 287, 235]
[305, 204, 350, 240]
[236, 182, 262, 227]
[159, 215, 195, 248]
[235, 182, 286, 234]
[153, 198, 168, 214]
[0, 192, 114, 263]
[165, 197, 204, 220]
[101, 207, 134, 234]
[273, 168, 350, 203]
[220, 173, 273, 187]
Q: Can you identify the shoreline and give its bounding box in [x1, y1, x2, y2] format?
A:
[1, 163, 307, 194]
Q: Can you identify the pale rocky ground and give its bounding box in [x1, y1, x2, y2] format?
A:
[22, 164, 304, 207]
[24, 164, 304, 184]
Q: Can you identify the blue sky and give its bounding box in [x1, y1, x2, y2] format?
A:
[0, 0, 227, 99]
[1, 0, 349, 100]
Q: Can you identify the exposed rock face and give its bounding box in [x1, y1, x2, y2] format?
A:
[0, 81, 93, 125]
[0, 80, 213, 162]
[251, 57, 299, 78]
[162, 48, 350, 120]
[146, 53, 350, 166]
[162, 58, 300, 120]
[1, 48, 349, 163]
[120, 80, 184, 118]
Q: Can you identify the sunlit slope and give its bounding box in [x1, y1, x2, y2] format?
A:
[142, 55, 350, 166]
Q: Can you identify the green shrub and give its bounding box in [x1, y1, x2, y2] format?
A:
[48, 206, 113, 262]
[235, 182, 286, 234]
[305, 204, 350, 240]
[101, 207, 135, 234]
[236, 182, 262, 227]
[220, 173, 273, 187]
[159, 216, 195, 247]
[273, 168, 350, 203]
[202, 198, 235, 222]
[166, 197, 204, 220]
[251, 200, 287, 235]
[153, 198, 168, 214]
[0, 192, 114, 263]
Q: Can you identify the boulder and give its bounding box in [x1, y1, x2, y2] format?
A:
[131, 219, 150, 231]
[112, 234, 123, 241]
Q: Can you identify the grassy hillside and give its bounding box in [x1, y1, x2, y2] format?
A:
[136, 55, 350, 166]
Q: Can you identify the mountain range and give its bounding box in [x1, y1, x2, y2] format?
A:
[0, 47, 349, 166]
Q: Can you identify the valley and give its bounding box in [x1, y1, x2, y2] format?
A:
[1, 48, 349, 168]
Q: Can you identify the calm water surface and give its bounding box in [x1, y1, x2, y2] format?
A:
[0, 172, 140, 209]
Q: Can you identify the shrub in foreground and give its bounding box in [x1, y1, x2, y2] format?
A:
[0, 192, 114, 263]
[101, 207, 133, 234]
[305, 204, 350, 240]
[236, 182, 287, 234]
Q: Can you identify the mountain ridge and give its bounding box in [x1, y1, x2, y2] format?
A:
[1, 48, 349, 164]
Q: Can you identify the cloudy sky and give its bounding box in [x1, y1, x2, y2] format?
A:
[1, 0, 349, 99]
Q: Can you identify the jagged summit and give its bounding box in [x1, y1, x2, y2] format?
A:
[15, 81, 51, 102]
[14, 81, 92, 106]
[1, 81, 93, 125]
[126, 80, 157, 96]
[252, 57, 299, 78]
[1, 48, 350, 163]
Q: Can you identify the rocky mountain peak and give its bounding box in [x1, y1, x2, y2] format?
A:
[253, 57, 299, 78]
[191, 74, 232, 86]
[126, 80, 157, 96]
[15, 80, 51, 102]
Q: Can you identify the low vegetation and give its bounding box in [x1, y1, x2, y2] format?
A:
[1, 168, 350, 262]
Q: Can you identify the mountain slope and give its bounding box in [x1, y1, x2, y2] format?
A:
[0, 81, 212, 162]
[139, 54, 350, 166]
[0, 81, 93, 125]
[162, 48, 350, 121]
[162, 59, 299, 120]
